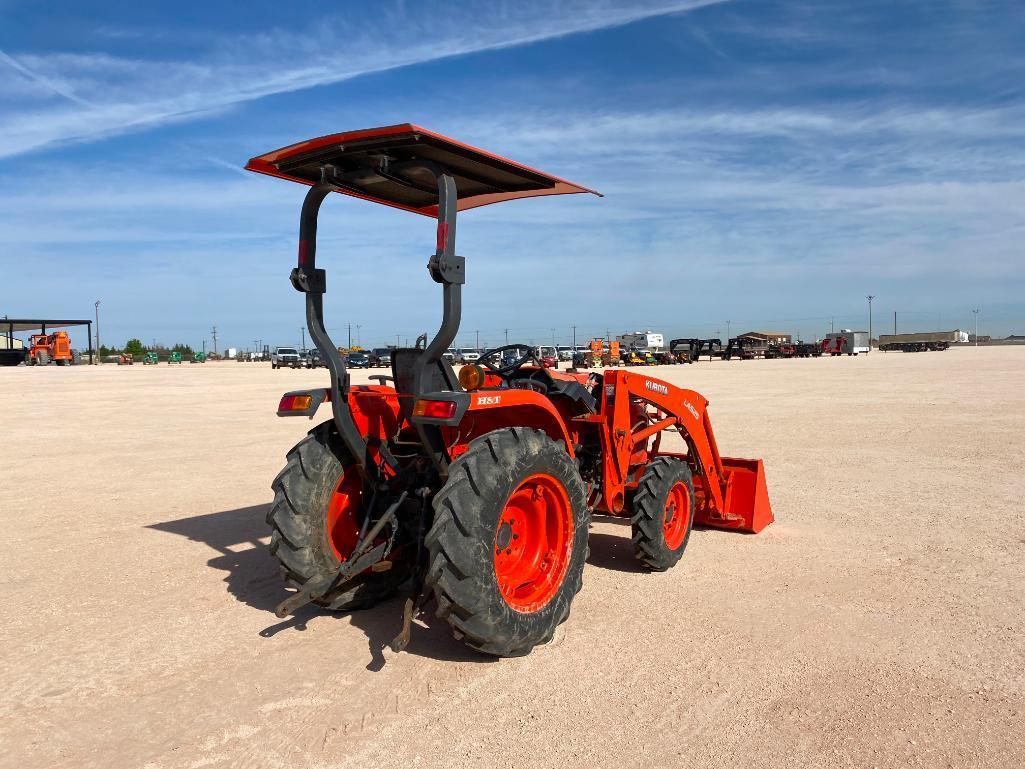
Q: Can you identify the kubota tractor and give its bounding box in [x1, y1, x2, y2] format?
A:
[248, 124, 772, 657]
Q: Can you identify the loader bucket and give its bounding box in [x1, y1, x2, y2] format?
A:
[696, 457, 774, 534]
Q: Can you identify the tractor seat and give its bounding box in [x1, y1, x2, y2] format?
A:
[391, 348, 461, 420]
[546, 377, 597, 414]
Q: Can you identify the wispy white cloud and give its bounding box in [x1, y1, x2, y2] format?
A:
[0, 0, 727, 159]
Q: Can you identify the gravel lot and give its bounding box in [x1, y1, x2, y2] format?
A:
[3, 347, 1023, 769]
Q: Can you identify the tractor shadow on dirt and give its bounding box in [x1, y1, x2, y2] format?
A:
[586, 516, 724, 573]
[586, 515, 646, 573]
[148, 504, 493, 670]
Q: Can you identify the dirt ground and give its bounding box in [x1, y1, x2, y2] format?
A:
[2, 347, 1023, 769]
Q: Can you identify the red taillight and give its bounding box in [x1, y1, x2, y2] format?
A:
[279, 394, 313, 412]
[413, 399, 457, 419]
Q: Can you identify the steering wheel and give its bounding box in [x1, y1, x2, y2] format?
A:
[478, 344, 542, 376]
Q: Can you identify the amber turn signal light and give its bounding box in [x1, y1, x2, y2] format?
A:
[458, 364, 485, 391]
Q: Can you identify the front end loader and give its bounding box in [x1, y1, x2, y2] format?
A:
[248, 124, 773, 657]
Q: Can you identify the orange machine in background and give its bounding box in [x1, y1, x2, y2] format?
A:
[27, 331, 74, 366]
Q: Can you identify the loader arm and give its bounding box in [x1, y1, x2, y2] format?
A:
[598, 370, 772, 533]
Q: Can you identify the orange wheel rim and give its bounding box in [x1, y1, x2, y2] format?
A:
[493, 473, 573, 613]
[663, 481, 691, 550]
[326, 467, 363, 561]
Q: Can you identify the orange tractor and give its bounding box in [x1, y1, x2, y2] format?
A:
[27, 331, 76, 366]
[249, 125, 773, 657]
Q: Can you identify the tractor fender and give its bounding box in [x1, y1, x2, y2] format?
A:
[454, 389, 575, 458]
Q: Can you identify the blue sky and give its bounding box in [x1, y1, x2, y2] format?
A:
[1, 0, 1023, 351]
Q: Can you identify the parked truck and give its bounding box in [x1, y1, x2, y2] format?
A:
[877, 330, 967, 352]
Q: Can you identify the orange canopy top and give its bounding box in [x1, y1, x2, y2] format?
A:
[245, 124, 600, 217]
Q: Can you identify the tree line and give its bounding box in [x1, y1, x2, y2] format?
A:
[99, 339, 195, 357]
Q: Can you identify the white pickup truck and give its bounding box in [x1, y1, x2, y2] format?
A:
[271, 347, 302, 369]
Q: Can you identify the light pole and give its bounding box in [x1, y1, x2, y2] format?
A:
[94, 299, 101, 364]
[866, 295, 875, 352]
[300, 326, 306, 350]
[972, 308, 979, 346]
[356, 324, 362, 346]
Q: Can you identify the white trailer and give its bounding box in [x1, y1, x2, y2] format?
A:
[616, 331, 664, 352]
[826, 330, 870, 355]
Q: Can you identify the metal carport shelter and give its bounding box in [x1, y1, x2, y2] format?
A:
[1, 317, 94, 365]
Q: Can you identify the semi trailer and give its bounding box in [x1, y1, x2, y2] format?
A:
[878, 330, 967, 352]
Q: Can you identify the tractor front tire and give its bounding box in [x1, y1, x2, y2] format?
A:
[631, 457, 695, 571]
[426, 427, 590, 657]
[267, 422, 408, 612]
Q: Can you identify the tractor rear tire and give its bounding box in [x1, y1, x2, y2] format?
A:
[37, 351, 49, 366]
[631, 457, 695, 571]
[267, 422, 409, 612]
[425, 427, 590, 657]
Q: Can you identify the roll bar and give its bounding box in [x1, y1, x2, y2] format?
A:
[291, 162, 463, 478]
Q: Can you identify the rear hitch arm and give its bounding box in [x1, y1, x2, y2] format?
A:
[273, 491, 407, 618]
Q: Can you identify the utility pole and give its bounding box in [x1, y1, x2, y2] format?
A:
[830, 316, 834, 334]
[94, 299, 101, 364]
[356, 324, 362, 346]
[572, 325, 577, 348]
[893, 311, 897, 335]
[211, 326, 218, 357]
[396, 334, 400, 348]
[866, 295, 875, 352]
[972, 308, 979, 346]
[504, 328, 509, 344]
[550, 327, 556, 346]
[300, 326, 306, 350]
[726, 320, 731, 341]
[347, 323, 352, 349]
[476, 329, 480, 350]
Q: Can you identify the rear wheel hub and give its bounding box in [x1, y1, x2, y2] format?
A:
[493, 474, 572, 613]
